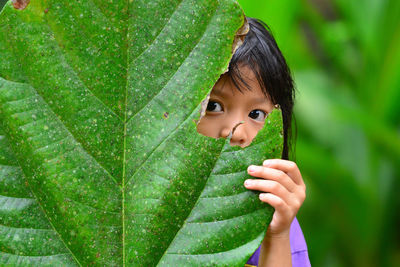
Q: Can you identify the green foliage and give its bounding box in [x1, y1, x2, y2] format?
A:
[0, 0, 285, 266]
[239, 0, 400, 266]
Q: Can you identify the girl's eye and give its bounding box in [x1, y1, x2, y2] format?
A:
[206, 101, 223, 112]
[248, 109, 267, 121]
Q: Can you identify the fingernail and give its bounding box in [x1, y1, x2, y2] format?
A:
[248, 165, 257, 172]
[263, 160, 271, 166]
[259, 193, 266, 200]
[244, 179, 252, 186]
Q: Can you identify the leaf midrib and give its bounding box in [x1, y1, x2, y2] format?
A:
[121, 0, 130, 264]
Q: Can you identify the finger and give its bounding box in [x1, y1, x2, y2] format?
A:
[259, 193, 291, 219]
[262, 159, 304, 186]
[247, 165, 297, 192]
[244, 179, 294, 205]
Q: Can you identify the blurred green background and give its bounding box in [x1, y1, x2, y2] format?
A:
[238, 0, 400, 266]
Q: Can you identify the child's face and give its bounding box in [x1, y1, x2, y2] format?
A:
[197, 66, 274, 148]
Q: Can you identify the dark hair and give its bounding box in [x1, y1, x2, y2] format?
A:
[227, 17, 296, 160]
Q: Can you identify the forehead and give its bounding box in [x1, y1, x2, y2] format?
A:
[212, 66, 267, 100]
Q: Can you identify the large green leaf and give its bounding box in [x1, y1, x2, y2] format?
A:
[0, 0, 283, 266]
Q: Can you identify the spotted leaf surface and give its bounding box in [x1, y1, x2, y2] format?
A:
[0, 0, 283, 266]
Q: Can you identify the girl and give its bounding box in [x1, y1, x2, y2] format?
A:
[197, 18, 310, 267]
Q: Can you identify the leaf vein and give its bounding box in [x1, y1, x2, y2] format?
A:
[1, 78, 119, 185]
[65, 197, 120, 215]
[0, 224, 52, 231]
[127, 0, 184, 66]
[186, 206, 265, 224]
[41, 22, 123, 121]
[125, 3, 220, 186]
[19, 181, 82, 266]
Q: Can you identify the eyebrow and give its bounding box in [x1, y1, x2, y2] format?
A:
[213, 88, 269, 105]
[252, 97, 270, 105]
[211, 87, 230, 98]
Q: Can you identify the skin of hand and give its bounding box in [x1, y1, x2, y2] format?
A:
[244, 159, 306, 266]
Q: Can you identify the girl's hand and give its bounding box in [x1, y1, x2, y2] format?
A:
[244, 159, 306, 238]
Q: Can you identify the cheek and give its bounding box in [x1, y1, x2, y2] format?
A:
[247, 120, 265, 140]
[196, 116, 220, 138]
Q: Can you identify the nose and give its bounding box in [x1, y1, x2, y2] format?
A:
[220, 121, 248, 147]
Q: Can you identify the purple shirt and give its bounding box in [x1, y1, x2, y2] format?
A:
[245, 217, 311, 267]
